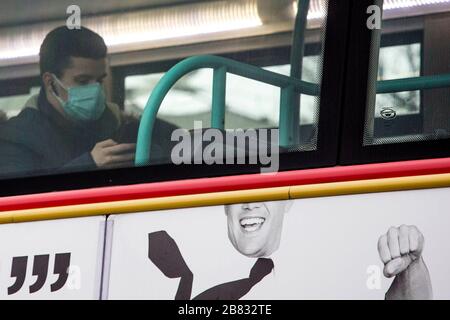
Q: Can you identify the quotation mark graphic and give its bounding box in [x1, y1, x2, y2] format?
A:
[8, 253, 71, 295]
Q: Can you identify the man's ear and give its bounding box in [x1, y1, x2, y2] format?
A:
[42, 72, 55, 94]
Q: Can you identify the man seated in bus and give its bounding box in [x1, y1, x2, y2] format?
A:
[0, 26, 177, 178]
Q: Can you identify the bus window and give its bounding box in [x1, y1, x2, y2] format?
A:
[0, 86, 40, 120]
[123, 37, 327, 159]
[125, 70, 214, 129]
[364, 1, 450, 146]
[0, 0, 337, 184]
[124, 55, 320, 147]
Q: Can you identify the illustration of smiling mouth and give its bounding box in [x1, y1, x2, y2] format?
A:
[240, 217, 266, 232]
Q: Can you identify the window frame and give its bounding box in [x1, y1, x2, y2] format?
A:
[339, 0, 450, 165]
[112, 44, 324, 109]
[0, 0, 352, 197]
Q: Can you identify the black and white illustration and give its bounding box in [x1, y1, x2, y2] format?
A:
[104, 187, 450, 300]
[0, 216, 105, 299]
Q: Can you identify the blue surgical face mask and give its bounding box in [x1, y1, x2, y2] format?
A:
[51, 75, 106, 122]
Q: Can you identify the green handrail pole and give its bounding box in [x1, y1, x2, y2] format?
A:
[377, 73, 450, 94]
[282, 0, 310, 148]
[290, 0, 310, 79]
[211, 66, 227, 130]
[280, 85, 296, 147]
[135, 85, 167, 167]
[135, 59, 202, 166]
[135, 54, 450, 167]
[135, 55, 320, 166]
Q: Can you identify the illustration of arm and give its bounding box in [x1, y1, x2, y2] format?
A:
[378, 225, 433, 300]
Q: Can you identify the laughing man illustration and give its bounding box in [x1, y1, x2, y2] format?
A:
[224, 201, 292, 258]
[149, 201, 433, 300]
[225, 202, 433, 300]
[148, 201, 293, 300]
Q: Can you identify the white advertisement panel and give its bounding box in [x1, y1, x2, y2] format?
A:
[0, 216, 106, 300]
[104, 187, 450, 300]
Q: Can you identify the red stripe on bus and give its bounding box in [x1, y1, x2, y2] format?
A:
[1, 157, 450, 212]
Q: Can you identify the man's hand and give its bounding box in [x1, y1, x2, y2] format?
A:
[377, 225, 432, 300]
[378, 225, 424, 278]
[90, 139, 135, 168]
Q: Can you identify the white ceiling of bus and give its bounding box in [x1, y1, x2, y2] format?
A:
[0, 0, 205, 27]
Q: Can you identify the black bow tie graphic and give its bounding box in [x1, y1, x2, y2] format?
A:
[148, 231, 274, 300]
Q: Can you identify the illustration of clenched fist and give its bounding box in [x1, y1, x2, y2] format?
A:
[378, 225, 424, 278]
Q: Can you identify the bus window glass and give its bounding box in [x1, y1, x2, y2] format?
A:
[125, 55, 320, 134]
[0, 0, 328, 179]
[125, 70, 214, 129]
[124, 3, 328, 157]
[0, 87, 40, 120]
[364, 0, 450, 145]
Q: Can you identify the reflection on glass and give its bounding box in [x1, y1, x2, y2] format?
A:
[1, 0, 329, 180]
[375, 44, 421, 118]
[0, 87, 40, 120]
[124, 55, 321, 150]
[364, 2, 450, 145]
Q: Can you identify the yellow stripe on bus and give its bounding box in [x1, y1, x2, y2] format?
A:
[1, 187, 290, 224]
[289, 172, 450, 199]
[0, 212, 13, 224]
[1, 173, 450, 224]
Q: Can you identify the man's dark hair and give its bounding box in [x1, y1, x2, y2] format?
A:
[39, 26, 107, 78]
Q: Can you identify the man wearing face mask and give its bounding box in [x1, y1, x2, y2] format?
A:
[0, 27, 176, 178]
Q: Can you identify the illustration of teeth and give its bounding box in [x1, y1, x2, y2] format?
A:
[240, 217, 265, 229]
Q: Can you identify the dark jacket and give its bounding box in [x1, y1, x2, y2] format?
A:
[0, 90, 177, 179]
